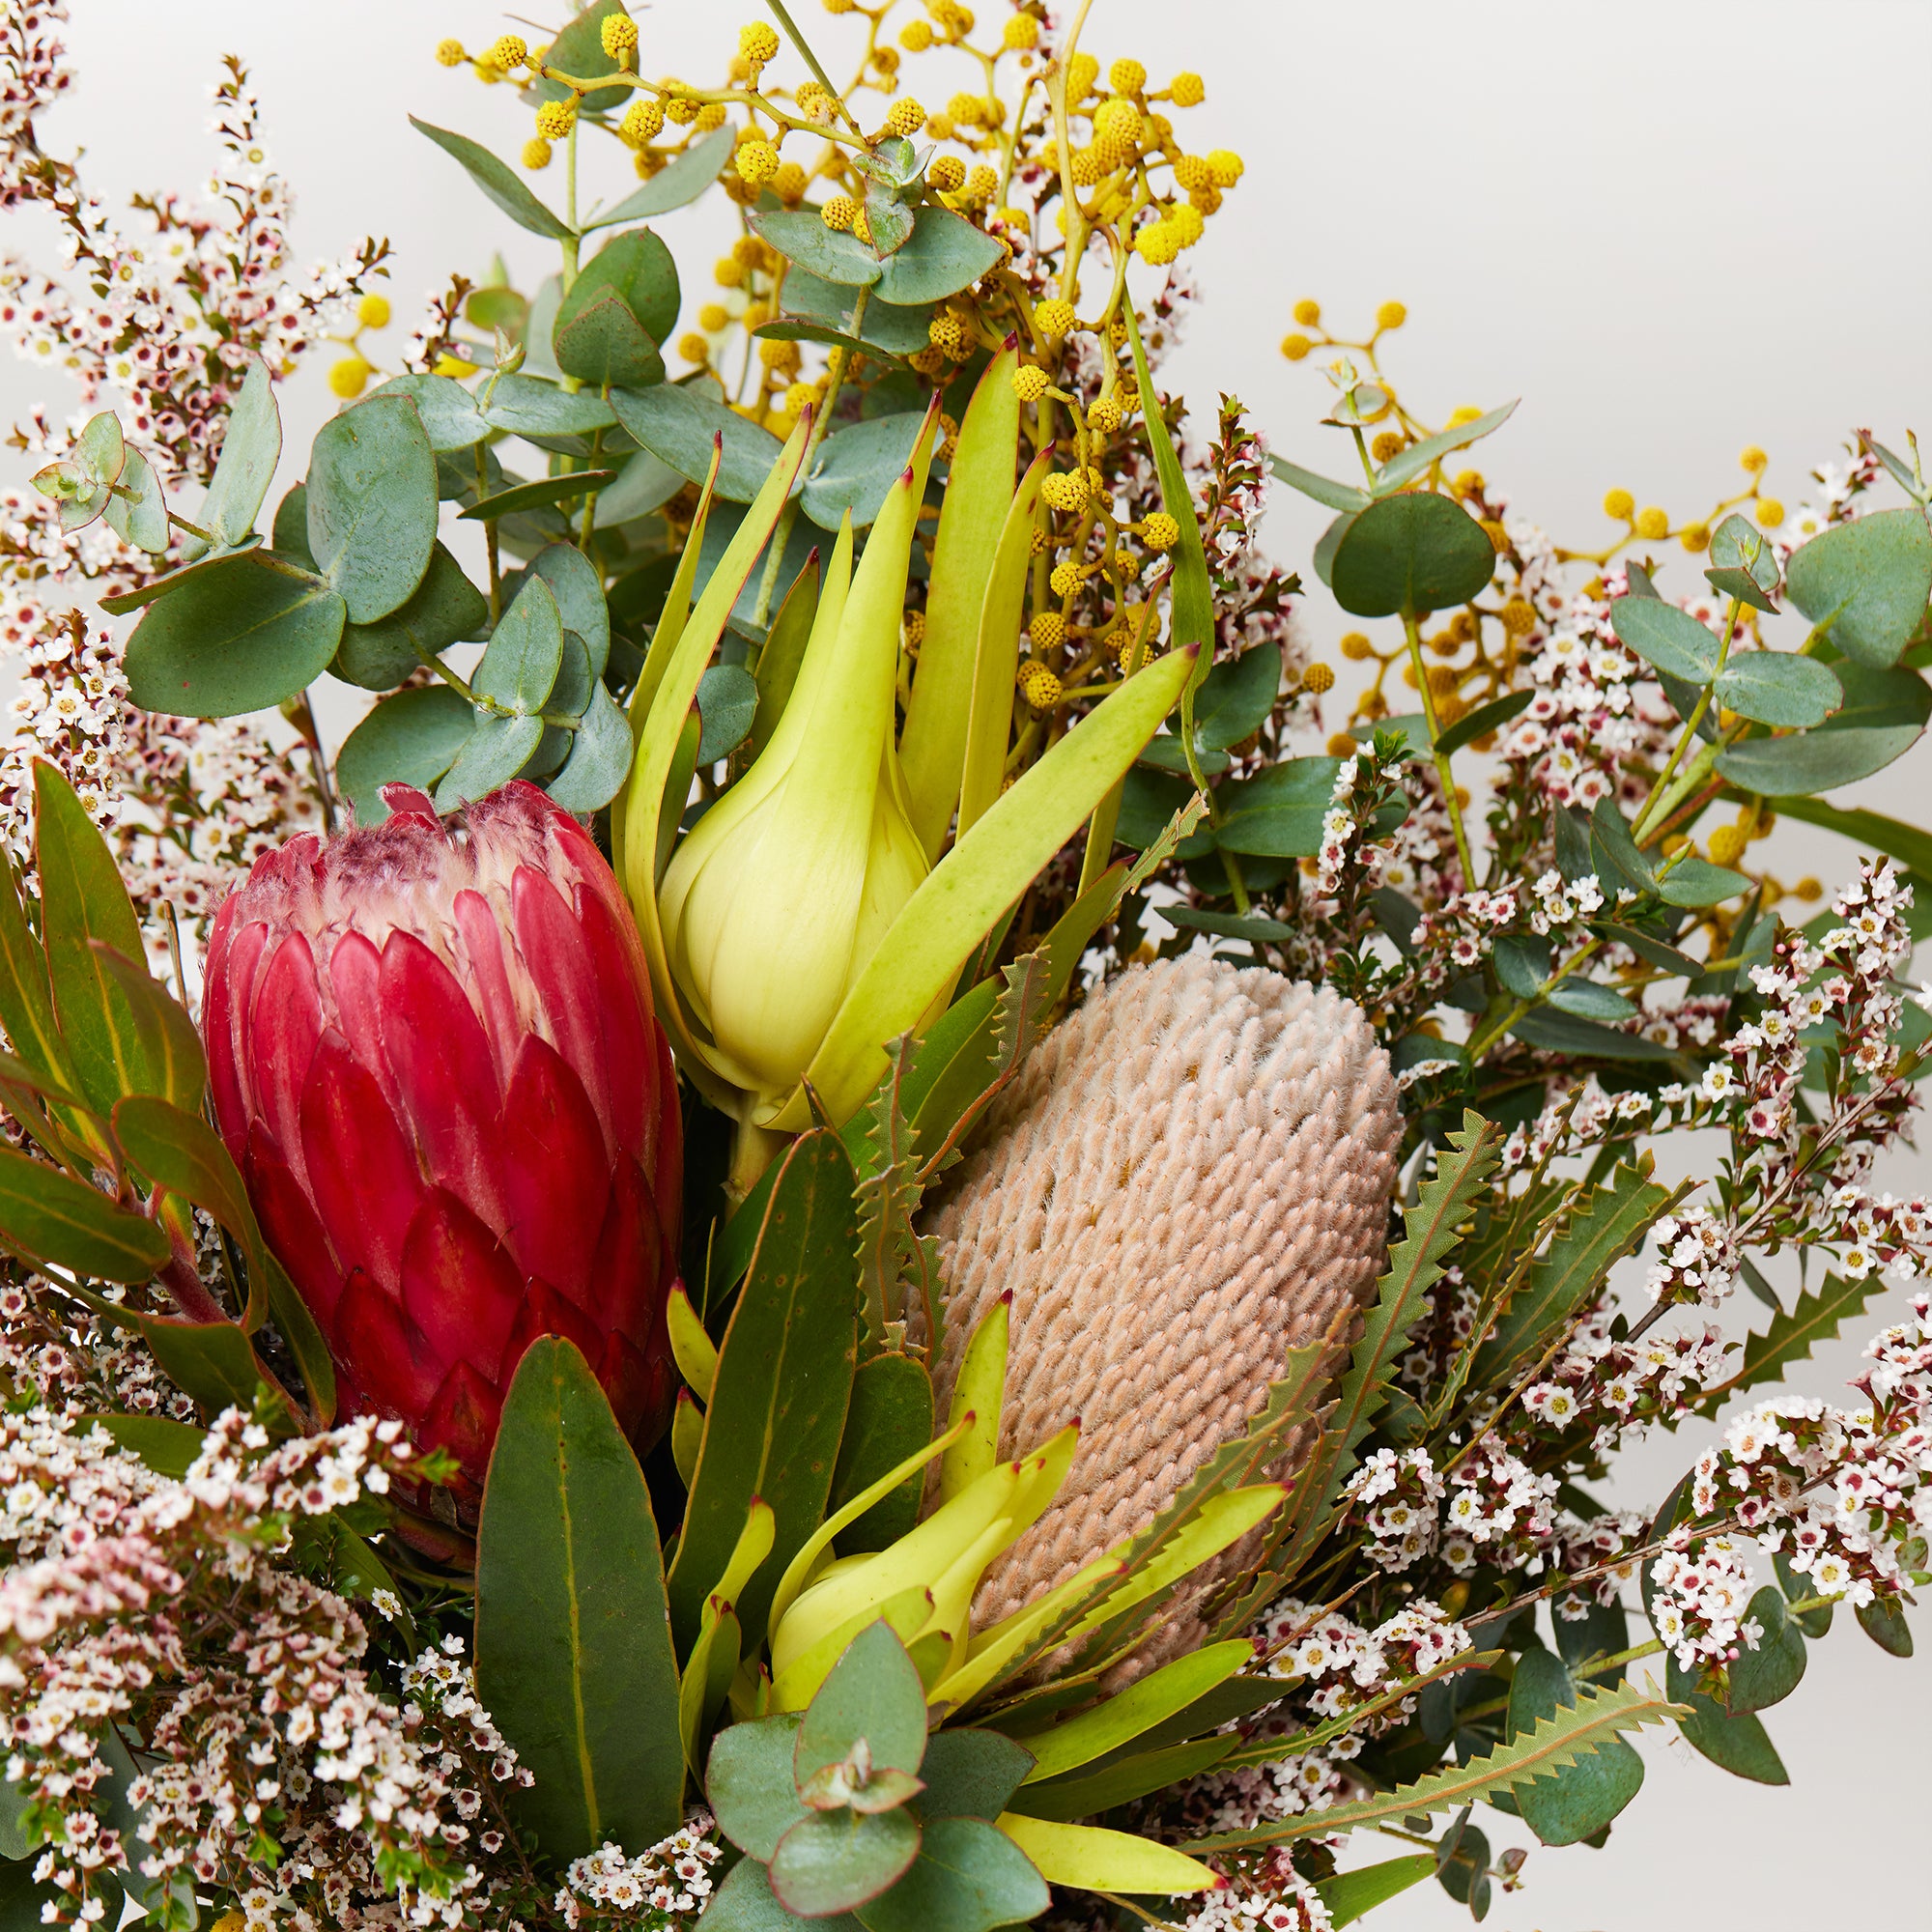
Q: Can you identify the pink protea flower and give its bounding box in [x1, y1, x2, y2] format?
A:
[202, 780, 682, 1489]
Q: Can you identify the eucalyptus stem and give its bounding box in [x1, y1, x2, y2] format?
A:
[760, 0, 865, 135]
[1633, 596, 1741, 842]
[1402, 608, 1477, 888]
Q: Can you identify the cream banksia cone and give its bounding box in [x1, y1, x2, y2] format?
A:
[921, 955, 1401, 1672]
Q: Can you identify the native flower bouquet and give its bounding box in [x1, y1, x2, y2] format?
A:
[0, 2, 1928, 1929]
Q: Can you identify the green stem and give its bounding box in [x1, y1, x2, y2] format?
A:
[1633, 597, 1741, 843]
[417, 649, 475, 703]
[477, 445, 501, 623]
[165, 508, 213, 544]
[761, 0, 866, 135]
[1464, 937, 1603, 1063]
[1403, 609, 1477, 888]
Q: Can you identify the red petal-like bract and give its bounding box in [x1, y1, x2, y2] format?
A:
[203, 781, 682, 1492]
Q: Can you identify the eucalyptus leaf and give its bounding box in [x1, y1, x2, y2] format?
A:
[1657, 856, 1752, 907]
[102, 445, 169, 552]
[1715, 650, 1842, 727]
[554, 292, 666, 389]
[1193, 645, 1280, 750]
[410, 116, 574, 240]
[696, 663, 760, 764]
[853, 1815, 1049, 1932]
[1705, 513, 1781, 613]
[804, 413, 928, 529]
[1717, 715, 1926, 795]
[336, 685, 475, 823]
[1216, 757, 1345, 858]
[1724, 1587, 1807, 1714]
[611, 383, 784, 501]
[1507, 1647, 1643, 1845]
[586, 125, 737, 229]
[530, 0, 632, 112]
[1545, 978, 1637, 1022]
[863, 185, 917, 257]
[480, 372, 617, 440]
[1330, 491, 1495, 617]
[546, 682, 634, 812]
[750, 208, 885, 287]
[1609, 596, 1720, 682]
[1435, 687, 1533, 755]
[435, 713, 544, 810]
[555, 228, 679, 358]
[306, 394, 439, 624]
[871, 207, 1004, 303]
[1785, 506, 1932, 667]
[333, 543, 488, 691]
[1374, 400, 1519, 495]
[459, 470, 620, 523]
[475, 577, 564, 715]
[593, 446, 687, 527]
[1266, 453, 1368, 514]
[779, 269, 933, 356]
[190, 355, 281, 555]
[797, 1621, 928, 1782]
[1312, 508, 1353, 587]
[770, 1807, 921, 1918]
[527, 541, 611, 679]
[371, 372, 489, 451]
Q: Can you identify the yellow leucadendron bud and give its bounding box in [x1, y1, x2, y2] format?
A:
[659, 413, 941, 1103]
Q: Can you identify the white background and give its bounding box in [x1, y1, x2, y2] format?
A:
[6, 4, 1932, 1927]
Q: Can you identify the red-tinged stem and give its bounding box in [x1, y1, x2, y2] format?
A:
[159, 1253, 233, 1326]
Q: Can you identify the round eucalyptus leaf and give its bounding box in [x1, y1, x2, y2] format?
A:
[870, 207, 1004, 306]
[696, 663, 759, 764]
[1714, 650, 1841, 727]
[101, 444, 168, 553]
[271, 482, 314, 565]
[1330, 491, 1495, 617]
[1312, 509, 1355, 587]
[1716, 661, 1930, 795]
[306, 393, 439, 624]
[593, 447, 687, 528]
[371, 373, 489, 452]
[553, 292, 667, 389]
[550, 632, 594, 720]
[479, 372, 618, 440]
[560, 227, 680, 351]
[457, 470, 620, 523]
[126, 557, 345, 718]
[98, 536, 263, 616]
[189, 355, 281, 556]
[435, 712, 545, 810]
[1785, 506, 1932, 668]
[336, 684, 476, 823]
[529, 543, 611, 678]
[802, 412, 928, 529]
[546, 682, 635, 812]
[863, 186, 917, 258]
[1704, 512, 1781, 613]
[1193, 643, 1281, 750]
[769, 1808, 921, 1918]
[1508, 1647, 1644, 1846]
[529, 0, 631, 112]
[1725, 1586, 1808, 1715]
[779, 268, 932, 356]
[474, 576, 564, 715]
[749, 208, 885, 288]
[332, 544, 489, 692]
[1609, 596, 1721, 682]
[610, 383, 784, 501]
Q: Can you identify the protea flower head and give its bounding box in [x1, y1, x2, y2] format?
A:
[203, 779, 682, 1489]
[922, 955, 1401, 1672]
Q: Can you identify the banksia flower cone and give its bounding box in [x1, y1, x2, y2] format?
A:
[203, 781, 682, 1489]
[922, 956, 1400, 1671]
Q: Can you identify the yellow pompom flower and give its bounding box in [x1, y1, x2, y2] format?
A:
[885, 97, 926, 136]
[486, 34, 528, 70]
[736, 138, 781, 185]
[535, 99, 576, 139]
[1049, 560, 1082, 597]
[1142, 511, 1180, 552]
[1088, 394, 1122, 434]
[714, 257, 747, 288]
[1092, 97, 1143, 166]
[900, 19, 934, 49]
[1376, 300, 1407, 330]
[1755, 497, 1785, 528]
[1339, 631, 1374, 661]
[927, 155, 966, 192]
[1017, 661, 1064, 710]
[851, 204, 873, 243]
[1500, 597, 1537, 637]
[1040, 470, 1089, 514]
[1169, 71, 1205, 106]
[1029, 611, 1067, 650]
[622, 98, 666, 145]
[821, 194, 858, 232]
[1167, 202, 1206, 246]
[1292, 298, 1321, 327]
[783, 381, 819, 414]
[1480, 519, 1509, 553]
[697, 303, 730, 332]
[355, 293, 390, 329]
[927, 311, 970, 358]
[1705, 822, 1748, 867]
[1603, 487, 1635, 520]
[433, 354, 471, 379]
[328, 355, 370, 399]
[1173, 153, 1213, 193]
[435, 38, 467, 67]
[1740, 444, 1769, 472]
[1370, 430, 1404, 465]
[1206, 149, 1244, 186]
[1035, 298, 1076, 337]
[772, 161, 807, 202]
[739, 21, 781, 63]
[1011, 364, 1050, 404]
[967, 166, 1001, 203]
[1110, 58, 1148, 95]
[695, 101, 727, 131]
[1302, 662, 1336, 695]
[666, 95, 699, 125]
[1003, 14, 1038, 48]
[1634, 505, 1669, 540]
[1068, 149, 1102, 187]
[679, 332, 711, 364]
[1135, 222, 1179, 266]
[523, 137, 554, 170]
[1066, 51, 1099, 98]
[947, 91, 984, 128]
[602, 14, 639, 57]
[1680, 523, 1712, 553]
[1281, 332, 1312, 361]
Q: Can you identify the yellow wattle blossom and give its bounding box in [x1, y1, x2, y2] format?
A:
[534, 99, 576, 140]
[1281, 331, 1313, 360]
[1169, 70, 1205, 105]
[820, 193, 858, 232]
[1706, 823, 1749, 867]
[739, 20, 781, 63]
[678, 332, 711, 364]
[900, 19, 934, 50]
[1207, 149, 1244, 186]
[485, 34, 527, 71]
[1017, 661, 1063, 711]
[523, 137, 554, 170]
[1141, 510, 1180, 552]
[927, 155, 966, 192]
[1603, 487, 1635, 520]
[355, 292, 389, 329]
[1030, 611, 1067, 650]
[1110, 57, 1148, 95]
[621, 98, 665, 144]
[1088, 394, 1122, 434]
[735, 139, 781, 185]
[1634, 504, 1669, 540]
[1010, 364, 1049, 404]
[1039, 469, 1088, 514]
[1376, 300, 1407, 330]
[1756, 497, 1785, 528]
[1293, 297, 1321, 326]
[601, 14, 639, 57]
[1002, 14, 1038, 48]
[884, 97, 927, 136]
[1339, 631, 1374, 660]
[328, 355, 370, 399]
[1035, 298, 1076, 338]
[435, 38, 467, 67]
[1302, 662, 1335, 695]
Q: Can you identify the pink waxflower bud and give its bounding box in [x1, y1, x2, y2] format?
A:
[202, 780, 682, 1491]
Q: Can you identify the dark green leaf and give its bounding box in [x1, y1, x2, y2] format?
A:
[307, 393, 440, 624]
[263, 1248, 337, 1423]
[1553, 1601, 1628, 1671]
[870, 207, 1004, 305]
[1856, 1596, 1914, 1658]
[1666, 1656, 1788, 1784]
[1705, 513, 1781, 613]
[1216, 757, 1343, 857]
[476, 1336, 684, 1861]
[1124, 306, 1213, 669]
[1267, 452, 1368, 514]
[1608, 596, 1720, 682]
[854, 1815, 1048, 1932]
[823, 1349, 933, 1553]
[337, 685, 475, 823]
[193, 355, 281, 553]
[1588, 920, 1701, 976]
[1374, 401, 1519, 496]
[127, 1314, 267, 1417]
[435, 713, 544, 810]
[1657, 856, 1752, 907]
[1006, 1736, 1233, 1820]
[475, 576, 564, 714]
[1775, 1553, 1833, 1636]
[1193, 646, 1280, 750]
[704, 1855, 864, 1932]
[458, 469, 621, 523]
[410, 116, 574, 239]
[334, 543, 489, 691]
[113, 1094, 263, 1301]
[547, 682, 635, 812]
[1509, 1009, 1673, 1061]
[611, 383, 784, 502]
[797, 1621, 929, 1781]
[586, 125, 737, 229]
[750, 209, 885, 287]
[480, 372, 618, 440]
[1329, 492, 1495, 618]
[0, 854, 74, 1095]
[89, 1411, 206, 1478]
[564, 227, 679, 348]
[1507, 1647, 1642, 1845]
[1715, 651, 1841, 727]
[1492, 933, 1548, 1000]
[1546, 977, 1636, 1021]
[695, 666, 762, 766]
[1725, 1587, 1806, 1714]
[531, 0, 632, 111]
[1312, 508, 1354, 587]
[803, 413, 927, 530]
[370, 372, 488, 450]
[668, 1132, 860, 1651]
[753, 558, 821, 757]
[1318, 1854, 1436, 1928]
[126, 558, 346, 717]
[98, 536, 263, 616]
[777, 270, 932, 357]
[1590, 796, 1657, 895]
[1162, 907, 1296, 942]
[553, 289, 663, 391]
[915, 1729, 1034, 1821]
[0, 1143, 167, 1281]
[771, 1807, 921, 1918]
[709, 1713, 810, 1860]
[1785, 507, 1932, 668]
[1435, 687, 1533, 755]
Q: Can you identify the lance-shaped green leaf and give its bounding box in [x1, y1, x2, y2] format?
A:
[307, 393, 440, 625]
[34, 760, 152, 1112]
[410, 116, 574, 239]
[0, 853, 76, 1095]
[126, 557, 347, 717]
[187, 355, 280, 555]
[1373, 400, 1519, 496]
[1124, 305, 1213, 668]
[1181, 1677, 1681, 1850]
[1016, 1641, 1251, 1783]
[336, 685, 475, 824]
[1317, 1855, 1436, 1928]
[586, 125, 736, 229]
[752, 558, 820, 757]
[1472, 1162, 1669, 1387]
[776, 643, 1197, 1129]
[1785, 506, 1932, 668]
[1657, 856, 1752, 907]
[1266, 453, 1368, 513]
[1005, 1737, 1234, 1822]
[1330, 492, 1495, 618]
[1435, 686, 1533, 755]
[1274, 1113, 1499, 1569]
[91, 947, 202, 1112]
[0, 1143, 168, 1282]
[828, 1351, 934, 1554]
[667, 1132, 860, 1652]
[476, 1336, 684, 1862]
[458, 470, 620, 524]
[1507, 1646, 1644, 1845]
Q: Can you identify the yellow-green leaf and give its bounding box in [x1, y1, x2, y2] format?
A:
[994, 1812, 1219, 1895]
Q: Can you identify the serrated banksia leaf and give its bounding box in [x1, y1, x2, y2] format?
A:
[203, 780, 682, 1489]
[922, 956, 1401, 1668]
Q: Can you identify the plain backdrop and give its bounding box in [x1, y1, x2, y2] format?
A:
[4, 5, 1931, 1928]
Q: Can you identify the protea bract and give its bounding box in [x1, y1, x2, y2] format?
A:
[202, 779, 682, 1488]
